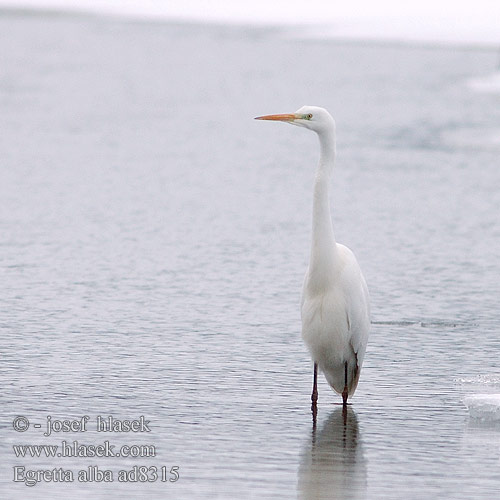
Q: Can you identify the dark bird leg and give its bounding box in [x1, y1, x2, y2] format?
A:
[342, 361, 348, 407]
[311, 363, 318, 404]
[311, 363, 318, 424]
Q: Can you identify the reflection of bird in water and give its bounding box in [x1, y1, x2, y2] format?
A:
[298, 407, 367, 500]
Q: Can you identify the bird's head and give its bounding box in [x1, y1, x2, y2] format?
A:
[255, 105, 335, 135]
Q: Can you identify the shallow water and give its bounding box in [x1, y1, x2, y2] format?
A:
[1, 10, 500, 499]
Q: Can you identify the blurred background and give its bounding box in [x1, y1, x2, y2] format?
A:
[1, 1, 499, 499]
[1, 0, 500, 45]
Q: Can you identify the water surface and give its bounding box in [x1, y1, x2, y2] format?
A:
[1, 10, 500, 499]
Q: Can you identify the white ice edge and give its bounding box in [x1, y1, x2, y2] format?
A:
[466, 73, 500, 93]
[463, 394, 500, 421]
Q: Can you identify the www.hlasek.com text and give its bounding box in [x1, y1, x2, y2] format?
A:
[13, 440, 155, 458]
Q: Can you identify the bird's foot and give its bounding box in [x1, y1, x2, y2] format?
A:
[311, 389, 318, 405]
[311, 400, 317, 425]
[342, 386, 348, 407]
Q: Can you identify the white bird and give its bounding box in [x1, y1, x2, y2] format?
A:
[256, 106, 370, 409]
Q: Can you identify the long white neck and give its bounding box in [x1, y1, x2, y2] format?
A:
[308, 129, 338, 292]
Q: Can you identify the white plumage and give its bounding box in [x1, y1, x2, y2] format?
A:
[256, 106, 370, 408]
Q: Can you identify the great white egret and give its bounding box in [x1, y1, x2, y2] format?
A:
[256, 106, 370, 410]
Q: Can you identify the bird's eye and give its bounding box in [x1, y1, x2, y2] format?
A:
[307, 113, 313, 120]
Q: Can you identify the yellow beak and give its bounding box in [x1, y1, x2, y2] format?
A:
[254, 113, 298, 122]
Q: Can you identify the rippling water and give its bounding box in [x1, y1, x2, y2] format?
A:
[1, 10, 500, 499]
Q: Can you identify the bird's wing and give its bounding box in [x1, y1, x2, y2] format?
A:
[337, 245, 371, 365]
